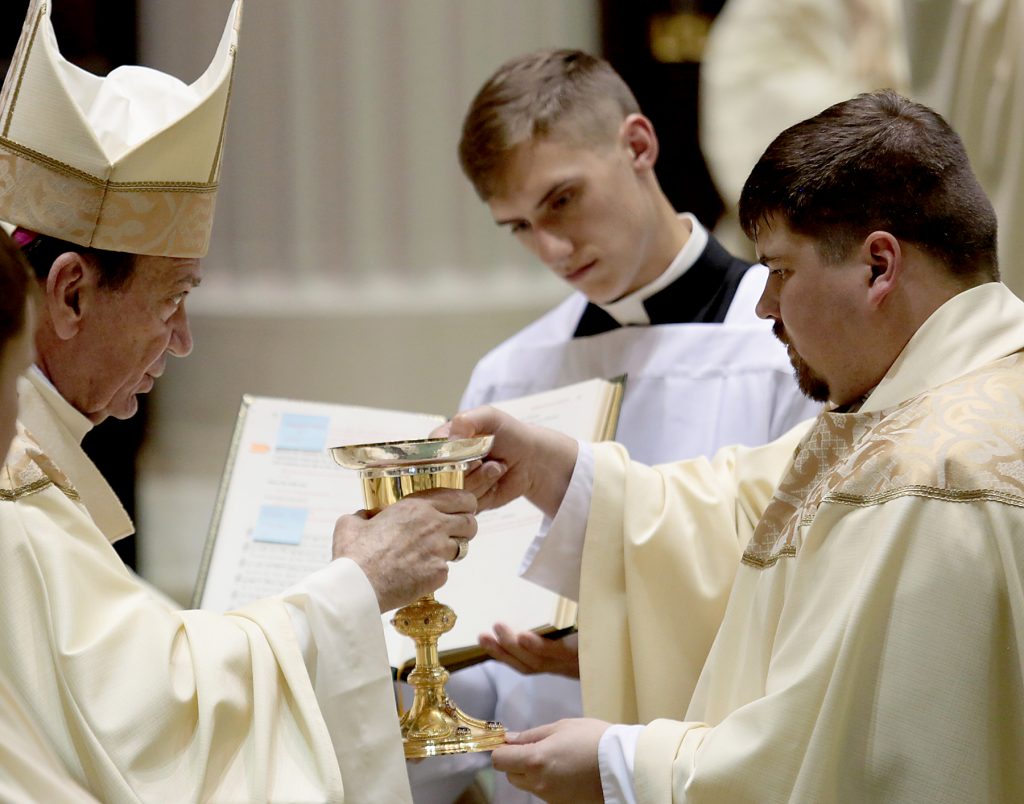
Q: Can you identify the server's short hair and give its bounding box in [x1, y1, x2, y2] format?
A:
[459, 49, 640, 200]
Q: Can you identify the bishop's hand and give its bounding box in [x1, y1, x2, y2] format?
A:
[332, 488, 478, 613]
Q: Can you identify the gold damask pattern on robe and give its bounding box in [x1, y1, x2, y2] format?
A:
[0, 141, 218, 259]
[0, 426, 78, 503]
[743, 351, 1024, 568]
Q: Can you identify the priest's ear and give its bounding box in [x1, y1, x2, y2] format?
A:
[862, 231, 901, 308]
[42, 252, 93, 340]
[621, 113, 659, 172]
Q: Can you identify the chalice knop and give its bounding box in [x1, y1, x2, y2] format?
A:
[330, 436, 506, 758]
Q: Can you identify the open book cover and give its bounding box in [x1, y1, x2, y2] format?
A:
[193, 376, 624, 675]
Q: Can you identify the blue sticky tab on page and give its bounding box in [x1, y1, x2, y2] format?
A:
[252, 505, 308, 544]
[276, 413, 330, 452]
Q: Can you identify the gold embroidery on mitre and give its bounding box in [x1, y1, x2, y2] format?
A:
[742, 351, 1024, 569]
[0, 426, 80, 503]
[0, 136, 220, 190]
[0, 146, 217, 258]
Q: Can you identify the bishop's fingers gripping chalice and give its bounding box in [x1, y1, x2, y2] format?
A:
[330, 436, 506, 758]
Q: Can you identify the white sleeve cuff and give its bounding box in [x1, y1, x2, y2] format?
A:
[280, 556, 372, 677]
[599, 723, 643, 804]
[278, 557, 407, 784]
[519, 441, 594, 601]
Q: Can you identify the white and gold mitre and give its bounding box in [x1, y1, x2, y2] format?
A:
[0, 0, 242, 258]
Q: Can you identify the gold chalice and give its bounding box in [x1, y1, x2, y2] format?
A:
[329, 436, 506, 758]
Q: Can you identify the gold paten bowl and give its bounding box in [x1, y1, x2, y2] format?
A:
[329, 436, 493, 511]
[329, 435, 494, 470]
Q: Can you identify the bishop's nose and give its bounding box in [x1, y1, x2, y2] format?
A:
[168, 305, 194, 358]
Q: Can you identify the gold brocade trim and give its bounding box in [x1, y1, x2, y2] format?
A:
[744, 486, 1024, 567]
[0, 138, 219, 192]
[825, 486, 1024, 509]
[1, 425, 81, 503]
[741, 544, 797, 569]
[741, 351, 1024, 571]
[0, 475, 80, 503]
[0, 476, 51, 501]
[1, 3, 44, 138]
[0, 148, 218, 257]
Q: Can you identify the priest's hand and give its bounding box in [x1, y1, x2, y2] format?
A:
[332, 488, 477, 613]
[491, 718, 609, 803]
[480, 622, 580, 678]
[438, 406, 578, 518]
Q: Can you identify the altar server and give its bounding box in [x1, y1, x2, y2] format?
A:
[410, 49, 818, 804]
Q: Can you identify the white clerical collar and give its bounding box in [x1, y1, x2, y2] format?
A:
[598, 212, 709, 327]
[19, 365, 133, 542]
[27, 365, 93, 444]
[864, 282, 1024, 413]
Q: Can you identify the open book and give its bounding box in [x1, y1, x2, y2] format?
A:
[193, 376, 624, 676]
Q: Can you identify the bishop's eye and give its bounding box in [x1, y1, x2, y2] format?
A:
[163, 292, 187, 320]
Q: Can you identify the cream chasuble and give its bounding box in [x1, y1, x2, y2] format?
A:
[0, 372, 408, 802]
[580, 282, 1024, 801]
[0, 672, 98, 803]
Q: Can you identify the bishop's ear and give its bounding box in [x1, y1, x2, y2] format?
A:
[43, 252, 92, 340]
[862, 231, 901, 306]
[621, 113, 659, 170]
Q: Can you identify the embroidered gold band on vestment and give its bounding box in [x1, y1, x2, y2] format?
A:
[742, 351, 1024, 569]
[0, 144, 217, 258]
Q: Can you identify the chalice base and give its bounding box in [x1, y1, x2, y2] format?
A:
[400, 701, 506, 758]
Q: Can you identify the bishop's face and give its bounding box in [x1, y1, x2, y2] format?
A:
[486, 135, 663, 305]
[754, 219, 873, 406]
[57, 255, 199, 423]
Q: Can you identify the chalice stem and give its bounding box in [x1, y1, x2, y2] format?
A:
[392, 594, 505, 757]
